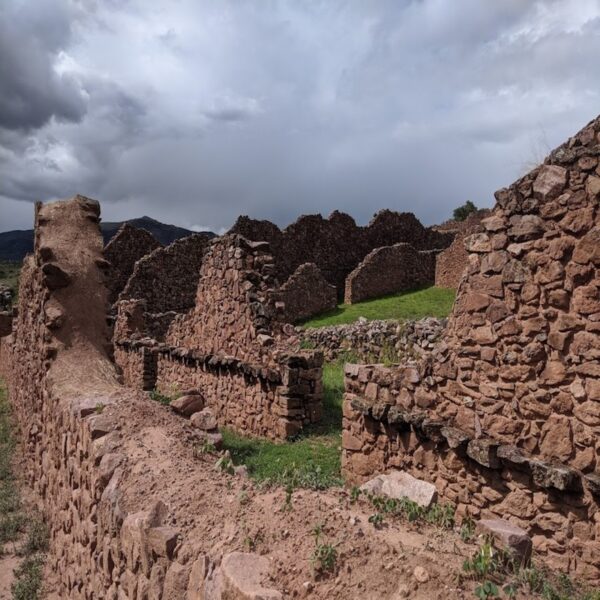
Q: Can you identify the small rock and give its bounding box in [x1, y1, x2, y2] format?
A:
[360, 471, 437, 508]
[190, 408, 218, 431]
[476, 519, 532, 566]
[171, 394, 205, 417]
[413, 566, 429, 583]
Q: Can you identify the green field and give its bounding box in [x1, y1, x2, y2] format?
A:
[301, 286, 456, 328]
[223, 361, 345, 489]
[0, 262, 21, 298]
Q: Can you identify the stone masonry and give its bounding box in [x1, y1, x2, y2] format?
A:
[342, 116, 600, 581]
[434, 210, 490, 289]
[230, 209, 452, 298]
[344, 243, 438, 304]
[104, 223, 161, 304]
[115, 235, 324, 440]
[272, 262, 337, 324]
[119, 233, 212, 314]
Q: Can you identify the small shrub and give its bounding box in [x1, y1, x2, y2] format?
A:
[368, 513, 384, 528]
[149, 390, 172, 406]
[349, 486, 361, 504]
[453, 200, 478, 222]
[11, 556, 44, 600]
[215, 454, 235, 475]
[460, 516, 476, 542]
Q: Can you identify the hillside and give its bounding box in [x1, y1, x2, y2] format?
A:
[0, 216, 211, 261]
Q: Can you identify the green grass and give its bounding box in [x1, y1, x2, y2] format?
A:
[222, 361, 345, 489]
[0, 378, 48, 599]
[0, 262, 21, 299]
[301, 286, 456, 328]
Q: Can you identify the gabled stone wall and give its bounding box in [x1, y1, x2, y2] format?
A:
[341, 116, 600, 581]
[104, 223, 161, 304]
[272, 262, 337, 324]
[230, 209, 453, 298]
[344, 243, 438, 304]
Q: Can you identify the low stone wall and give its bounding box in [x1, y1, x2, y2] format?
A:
[344, 244, 438, 304]
[114, 343, 158, 391]
[104, 223, 161, 304]
[342, 362, 600, 579]
[273, 262, 337, 323]
[300, 317, 446, 362]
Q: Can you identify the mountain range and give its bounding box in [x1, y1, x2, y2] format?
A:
[0, 216, 210, 262]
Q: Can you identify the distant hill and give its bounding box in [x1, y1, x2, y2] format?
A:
[0, 216, 213, 262]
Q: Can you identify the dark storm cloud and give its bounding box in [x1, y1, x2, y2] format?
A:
[0, 1, 86, 130]
[1, 0, 600, 233]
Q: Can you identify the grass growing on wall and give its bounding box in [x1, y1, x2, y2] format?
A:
[222, 361, 345, 489]
[0, 379, 48, 600]
[301, 286, 456, 328]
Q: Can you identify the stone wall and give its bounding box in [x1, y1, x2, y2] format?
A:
[272, 262, 337, 323]
[230, 209, 453, 297]
[115, 234, 324, 439]
[104, 223, 161, 304]
[344, 244, 437, 304]
[434, 211, 490, 289]
[301, 317, 446, 362]
[341, 116, 600, 581]
[119, 233, 212, 313]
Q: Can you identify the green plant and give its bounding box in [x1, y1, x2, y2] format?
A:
[368, 513, 384, 528]
[282, 484, 294, 512]
[460, 516, 476, 542]
[20, 519, 49, 556]
[193, 439, 217, 457]
[94, 402, 105, 414]
[310, 524, 338, 574]
[463, 541, 500, 580]
[349, 486, 361, 504]
[11, 555, 44, 600]
[474, 581, 500, 599]
[453, 200, 478, 222]
[215, 453, 235, 475]
[425, 502, 455, 528]
[149, 389, 172, 406]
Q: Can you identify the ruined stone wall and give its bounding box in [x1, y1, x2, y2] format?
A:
[230, 209, 453, 297]
[344, 244, 437, 304]
[0, 196, 261, 598]
[434, 211, 490, 289]
[114, 235, 324, 439]
[119, 233, 211, 313]
[341, 117, 600, 581]
[272, 262, 337, 324]
[300, 317, 446, 362]
[104, 223, 161, 304]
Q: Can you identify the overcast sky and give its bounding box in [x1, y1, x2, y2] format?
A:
[1, 0, 600, 233]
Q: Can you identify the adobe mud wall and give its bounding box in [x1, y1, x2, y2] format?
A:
[344, 244, 437, 304]
[230, 209, 453, 297]
[104, 223, 161, 304]
[119, 233, 212, 313]
[115, 235, 324, 439]
[341, 117, 600, 581]
[272, 262, 337, 324]
[434, 211, 490, 289]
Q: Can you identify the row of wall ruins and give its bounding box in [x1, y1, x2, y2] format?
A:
[342, 116, 600, 581]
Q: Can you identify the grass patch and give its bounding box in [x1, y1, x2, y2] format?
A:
[0, 261, 21, 301]
[301, 286, 456, 328]
[222, 361, 344, 489]
[0, 378, 48, 599]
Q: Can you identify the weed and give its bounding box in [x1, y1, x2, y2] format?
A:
[474, 581, 500, 599]
[463, 541, 500, 580]
[149, 389, 172, 406]
[282, 484, 294, 512]
[193, 439, 217, 458]
[425, 502, 455, 529]
[238, 491, 250, 506]
[368, 513, 384, 528]
[311, 525, 338, 574]
[20, 519, 49, 556]
[349, 486, 361, 504]
[215, 453, 235, 475]
[94, 402, 105, 414]
[460, 516, 476, 542]
[11, 556, 44, 600]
